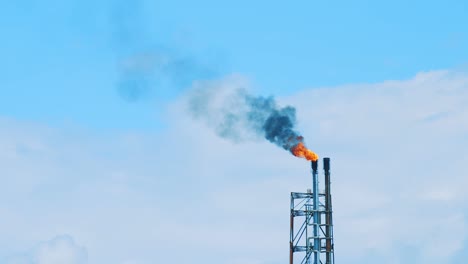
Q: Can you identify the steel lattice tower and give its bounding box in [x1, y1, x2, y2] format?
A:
[289, 158, 335, 264]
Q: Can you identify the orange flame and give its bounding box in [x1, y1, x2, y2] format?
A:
[291, 142, 319, 161]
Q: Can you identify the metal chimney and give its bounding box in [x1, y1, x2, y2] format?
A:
[289, 158, 335, 264]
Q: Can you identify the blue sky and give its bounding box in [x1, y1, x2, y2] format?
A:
[2, 0, 468, 129]
[1, 1, 468, 264]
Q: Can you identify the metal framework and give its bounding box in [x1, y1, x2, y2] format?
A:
[289, 158, 335, 264]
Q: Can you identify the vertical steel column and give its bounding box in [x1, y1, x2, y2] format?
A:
[311, 161, 320, 264]
[290, 196, 294, 264]
[324, 158, 332, 264]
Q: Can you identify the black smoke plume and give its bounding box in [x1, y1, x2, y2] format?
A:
[188, 77, 304, 151]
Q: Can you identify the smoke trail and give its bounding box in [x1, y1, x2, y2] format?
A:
[117, 51, 212, 102]
[188, 76, 314, 158]
[110, 0, 214, 102]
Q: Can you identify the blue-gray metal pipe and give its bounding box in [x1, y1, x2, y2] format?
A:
[324, 157, 332, 264]
[311, 161, 320, 264]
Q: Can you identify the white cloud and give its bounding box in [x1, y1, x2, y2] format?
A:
[6, 235, 87, 264]
[0, 70, 467, 264]
[33, 236, 87, 264]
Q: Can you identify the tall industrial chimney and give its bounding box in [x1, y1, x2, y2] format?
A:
[324, 158, 334, 264]
[289, 158, 335, 264]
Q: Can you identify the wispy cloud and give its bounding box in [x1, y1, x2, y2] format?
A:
[5, 235, 87, 264]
